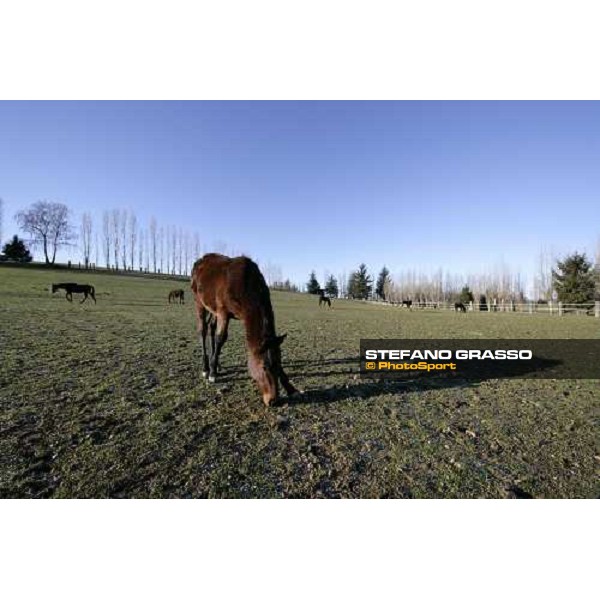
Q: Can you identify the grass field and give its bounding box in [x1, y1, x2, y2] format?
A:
[1, 265, 598, 498]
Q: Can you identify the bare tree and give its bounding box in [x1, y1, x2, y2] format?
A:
[171, 226, 177, 274]
[193, 231, 200, 263]
[262, 261, 283, 286]
[594, 236, 600, 296]
[144, 228, 150, 272]
[102, 211, 111, 267]
[166, 226, 171, 274]
[138, 227, 145, 270]
[149, 217, 157, 273]
[534, 247, 554, 301]
[120, 209, 128, 270]
[129, 211, 137, 270]
[159, 226, 164, 273]
[15, 200, 75, 264]
[178, 227, 183, 275]
[94, 231, 99, 267]
[111, 209, 121, 270]
[80, 212, 93, 268]
[183, 230, 190, 275]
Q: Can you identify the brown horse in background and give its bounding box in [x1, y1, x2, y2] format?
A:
[318, 289, 332, 307]
[191, 253, 298, 406]
[168, 289, 185, 304]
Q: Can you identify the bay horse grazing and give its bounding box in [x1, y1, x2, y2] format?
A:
[52, 282, 96, 304]
[454, 302, 467, 313]
[401, 299, 412, 309]
[191, 253, 298, 406]
[168, 289, 185, 304]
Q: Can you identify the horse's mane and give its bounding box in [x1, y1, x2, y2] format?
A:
[242, 257, 276, 349]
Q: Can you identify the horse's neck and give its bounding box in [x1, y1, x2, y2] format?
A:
[244, 304, 274, 348]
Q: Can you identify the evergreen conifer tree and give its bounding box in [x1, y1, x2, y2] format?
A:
[552, 252, 595, 303]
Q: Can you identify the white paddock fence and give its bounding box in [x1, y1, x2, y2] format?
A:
[367, 299, 600, 317]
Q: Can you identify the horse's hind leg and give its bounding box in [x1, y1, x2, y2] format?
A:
[80, 292, 87, 304]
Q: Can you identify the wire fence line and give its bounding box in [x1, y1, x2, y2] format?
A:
[367, 299, 600, 317]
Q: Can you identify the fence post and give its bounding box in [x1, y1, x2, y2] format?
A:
[529, 302, 533, 314]
[558, 301, 563, 316]
[596, 301, 600, 318]
[549, 301, 553, 315]
[469, 300, 473, 312]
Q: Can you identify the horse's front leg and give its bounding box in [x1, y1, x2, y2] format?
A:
[197, 306, 210, 378]
[278, 368, 299, 397]
[208, 316, 217, 372]
[209, 313, 229, 383]
[80, 292, 87, 304]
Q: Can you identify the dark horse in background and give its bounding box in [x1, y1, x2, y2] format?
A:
[191, 253, 298, 406]
[168, 289, 185, 304]
[52, 283, 96, 304]
[454, 302, 467, 312]
[401, 299, 413, 309]
[318, 289, 331, 307]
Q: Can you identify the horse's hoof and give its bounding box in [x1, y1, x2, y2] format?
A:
[263, 395, 277, 407]
[208, 375, 216, 383]
[202, 371, 209, 379]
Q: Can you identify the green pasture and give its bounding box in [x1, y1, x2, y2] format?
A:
[0, 266, 598, 498]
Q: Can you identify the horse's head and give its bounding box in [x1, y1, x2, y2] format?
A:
[249, 334, 288, 406]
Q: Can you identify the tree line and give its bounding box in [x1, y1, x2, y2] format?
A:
[2, 198, 599, 303]
[2, 200, 210, 276]
[306, 253, 600, 305]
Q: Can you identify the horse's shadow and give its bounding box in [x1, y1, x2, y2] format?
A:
[199, 354, 563, 406]
[205, 355, 359, 382]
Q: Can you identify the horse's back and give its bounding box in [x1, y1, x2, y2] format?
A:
[191, 254, 270, 317]
[56, 282, 89, 291]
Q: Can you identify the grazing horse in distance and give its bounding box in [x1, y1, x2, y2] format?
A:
[191, 253, 298, 406]
[168, 289, 185, 304]
[319, 296, 331, 308]
[401, 299, 413, 309]
[52, 283, 96, 304]
[318, 289, 332, 308]
[454, 302, 467, 313]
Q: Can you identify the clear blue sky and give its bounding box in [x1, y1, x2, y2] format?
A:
[1, 101, 599, 289]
